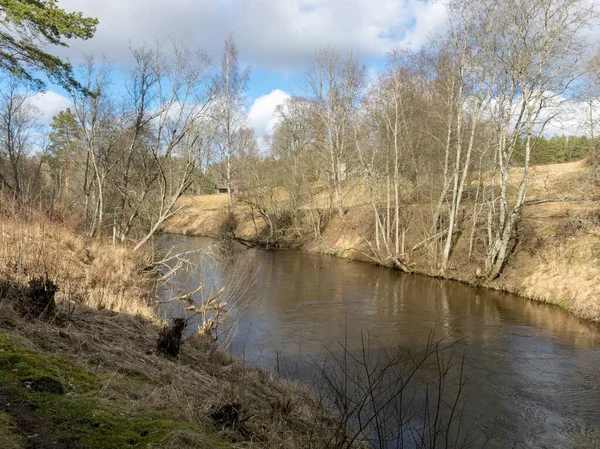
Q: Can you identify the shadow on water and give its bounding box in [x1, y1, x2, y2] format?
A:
[155, 234, 600, 449]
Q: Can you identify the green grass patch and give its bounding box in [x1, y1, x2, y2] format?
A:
[0, 332, 233, 448]
[31, 393, 225, 448]
[551, 298, 571, 312]
[0, 333, 98, 391]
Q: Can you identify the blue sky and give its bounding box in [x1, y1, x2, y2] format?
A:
[30, 0, 600, 140]
[33, 0, 448, 140]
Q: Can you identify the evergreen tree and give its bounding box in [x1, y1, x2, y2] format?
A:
[48, 108, 79, 202]
[0, 0, 98, 91]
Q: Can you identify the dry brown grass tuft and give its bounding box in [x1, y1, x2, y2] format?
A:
[0, 200, 154, 320]
[519, 234, 600, 321]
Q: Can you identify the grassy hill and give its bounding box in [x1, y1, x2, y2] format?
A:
[164, 160, 600, 323]
[0, 211, 341, 448]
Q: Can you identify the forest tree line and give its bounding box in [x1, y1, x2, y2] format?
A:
[0, 0, 599, 280]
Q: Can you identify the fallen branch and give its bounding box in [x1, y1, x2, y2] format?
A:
[411, 227, 463, 253]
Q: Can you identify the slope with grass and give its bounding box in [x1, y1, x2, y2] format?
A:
[0, 209, 345, 448]
[164, 160, 600, 323]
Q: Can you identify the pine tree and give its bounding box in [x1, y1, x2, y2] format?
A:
[48, 108, 79, 202]
[0, 0, 98, 91]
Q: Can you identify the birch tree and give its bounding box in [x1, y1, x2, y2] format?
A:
[0, 77, 41, 197]
[434, 0, 497, 274]
[302, 48, 365, 217]
[71, 57, 119, 236]
[356, 50, 422, 269]
[214, 35, 249, 215]
[483, 0, 594, 279]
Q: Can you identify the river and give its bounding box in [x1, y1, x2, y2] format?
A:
[156, 234, 600, 449]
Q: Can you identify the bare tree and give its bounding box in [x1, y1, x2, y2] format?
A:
[132, 43, 215, 250]
[67, 43, 216, 249]
[302, 48, 365, 217]
[483, 0, 595, 279]
[271, 97, 325, 238]
[214, 34, 249, 215]
[357, 50, 426, 269]
[111, 45, 159, 243]
[0, 77, 41, 197]
[71, 56, 119, 236]
[111, 43, 215, 247]
[434, 0, 497, 274]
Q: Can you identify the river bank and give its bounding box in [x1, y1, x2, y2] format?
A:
[0, 213, 345, 448]
[156, 233, 600, 448]
[164, 160, 600, 324]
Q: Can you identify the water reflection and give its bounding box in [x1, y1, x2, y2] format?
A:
[156, 235, 600, 449]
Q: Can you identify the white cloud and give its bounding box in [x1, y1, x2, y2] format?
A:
[483, 92, 597, 138]
[28, 91, 72, 125]
[56, 0, 448, 70]
[541, 99, 600, 137]
[248, 89, 291, 139]
[399, 0, 448, 48]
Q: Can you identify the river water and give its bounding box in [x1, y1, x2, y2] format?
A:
[156, 234, 600, 449]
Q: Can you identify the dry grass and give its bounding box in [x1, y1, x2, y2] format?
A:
[165, 195, 260, 238]
[0, 298, 340, 448]
[0, 209, 154, 320]
[164, 182, 372, 239]
[165, 160, 600, 323]
[0, 199, 346, 447]
[518, 235, 600, 320]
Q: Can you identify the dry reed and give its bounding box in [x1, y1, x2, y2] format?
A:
[0, 196, 154, 319]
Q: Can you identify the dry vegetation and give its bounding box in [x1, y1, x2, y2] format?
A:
[0, 202, 472, 448]
[0, 200, 154, 319]
[1, 0, 598, 445]
[165, 195, 252, 238]
[0, 302, 342, 448]
[0, 199, 354, 449]
[164, 160, 600, 323]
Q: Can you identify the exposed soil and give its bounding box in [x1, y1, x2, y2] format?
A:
[24, 377, 65, 395]
[0, 389, 78, 449]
